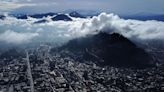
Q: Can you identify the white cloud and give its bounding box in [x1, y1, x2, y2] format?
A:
[0, 1, 36, 11]
[66, 13, 164, 41]
[0, 30, 39, 44]
[0, 12, 164, 45]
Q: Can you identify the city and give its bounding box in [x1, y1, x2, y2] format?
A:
[0, 44, 164, 92]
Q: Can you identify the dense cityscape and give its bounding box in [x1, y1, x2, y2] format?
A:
[0, 44, 164, 92]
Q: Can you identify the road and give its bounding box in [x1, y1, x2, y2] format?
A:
[26, 50, 34, 92]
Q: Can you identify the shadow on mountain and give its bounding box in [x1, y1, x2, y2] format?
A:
[56, 32, 155, 68]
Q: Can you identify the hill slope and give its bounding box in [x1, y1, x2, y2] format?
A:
[57, 32, 154, 68]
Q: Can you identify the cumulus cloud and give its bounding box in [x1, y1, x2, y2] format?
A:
[0, 12, 164, 45]
[67, 13, 164, 41]
[0, 30, 39, 44]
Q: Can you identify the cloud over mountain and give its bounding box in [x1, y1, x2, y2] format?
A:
[68, 13, 164, 41]
[0, 13, 164, 45]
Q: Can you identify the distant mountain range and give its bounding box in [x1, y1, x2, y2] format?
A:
[69, 11, 85, 18]
[13, 12, 57, 19]
[13, 11, 85, 20]
[10, 11, 88, 24]
[122, 15, 164, 21]
[1, 11, 163, 21]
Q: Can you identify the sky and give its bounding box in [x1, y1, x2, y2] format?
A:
[0, 0, 164, 15]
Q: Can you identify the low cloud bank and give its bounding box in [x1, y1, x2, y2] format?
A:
[0, 30, 38, 44]
[0, 13, 164, 45]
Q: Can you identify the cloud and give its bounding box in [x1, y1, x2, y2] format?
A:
[0, 1, 36, 11]
[2, 0, 163, 15]
[0, 30, 39, 44]
[66, 13, 164, 41]
[1, 0, 31, 2]
[0, 12, 164, 46]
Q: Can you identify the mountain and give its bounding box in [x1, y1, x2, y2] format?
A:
[34, 19, 49, 24]
[34, 14, 73, 23]
[16, 15, 28, 19]
[51, 14, 72, 21]
[122, 15, 164, 21]
[14, 12, 57, 19]
[30, 13, 57, 18]
[69, 11, 85, 18]
[57, 32, 154, 68]
[64, 9, 100, 17]
[0, 15, 5, 20]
